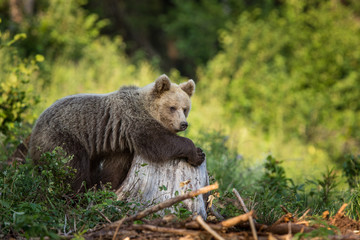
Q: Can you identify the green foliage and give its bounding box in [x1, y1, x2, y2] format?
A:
[348, 185, 360, 220]
[193, 130, 253, 193]
[0, 149, 135, 238]
[172, 204, 193, 220]
[253, 155, 304, 224]
[0, 28, 40, 141]
[214, 191, 243, 218]
[199, 1, 360, 163]
[306, 168, 340, 209]
[343, 154, 360, 188]
[19, 0, 109, 61]
[162, 0, 240, 73]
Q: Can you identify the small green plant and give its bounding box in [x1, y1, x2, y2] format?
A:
[254, 155, 304, 224]
[194, 130, 252, 193]
[343, 154, 360, 188]
[307, 168, 339, 210]
[214, 191, 243, 218]
[173, 203, 193, 219]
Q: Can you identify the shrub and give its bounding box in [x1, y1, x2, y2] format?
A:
[0, 148, 134, 238]
[0, 20, 41, 149]
[253, 155, 304, 224]
[18, 0, 109, 61]
[343, 154, 360, 188]
[198, 1, 360, 163]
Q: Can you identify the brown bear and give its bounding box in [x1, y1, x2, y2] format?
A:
[29, 74, 205, 190]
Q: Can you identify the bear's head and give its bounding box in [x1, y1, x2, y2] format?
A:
[145, 74, 195, 133]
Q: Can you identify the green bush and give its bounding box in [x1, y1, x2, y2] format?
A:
[252, 155, 304, 224]
[18, 0, 108, 61]
[193, 130, 255, 193]
[343, 154, 360, 188]
[0, 22, 41, 145]
[198, 1, 360, 163]
[0, 148, 134, 238]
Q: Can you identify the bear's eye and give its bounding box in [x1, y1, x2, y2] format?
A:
[183, 108, 187, 114]
[170, 106, 176, 113]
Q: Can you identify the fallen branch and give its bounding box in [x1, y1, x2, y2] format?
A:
[196, 215, 225, 240]
[219, 211, 253, 228]
[111, 182, 218, 227]
[185, 220, 222, 231]
[185, 211, 253, 231]
[268, 222, 315, 235]
[131, 224, 201, 236]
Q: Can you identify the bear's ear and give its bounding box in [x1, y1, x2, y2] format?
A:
[179, 79, 195, 97]
[154, 74, 171, 96]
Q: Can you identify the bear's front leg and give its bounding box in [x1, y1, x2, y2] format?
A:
[135, 128, 206, 166]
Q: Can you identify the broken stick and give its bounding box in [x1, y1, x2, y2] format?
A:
[131, 224, 200, 237]
[220, 211, 253, 228]
[196, 215, 225, 240]
[185, 211, 253, 230]
[249, 215, 258, 240]
[232, 188, 249, 213]
[112, 182, 219, 226]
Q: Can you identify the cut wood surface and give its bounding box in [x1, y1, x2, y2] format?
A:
[115, 154, 210, 219]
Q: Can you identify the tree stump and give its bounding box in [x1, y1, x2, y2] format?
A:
[115, 155, 209, 219]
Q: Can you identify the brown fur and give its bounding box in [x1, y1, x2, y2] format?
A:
[29, 75, 205, 190]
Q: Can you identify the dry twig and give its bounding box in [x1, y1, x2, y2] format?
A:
[196, 215, 225, 240]
[336, 203, 348, 216]
[298, 208, 311, 221]
[97, 210, 112, 224]
[112, 217, 126, 240]
[249, 215, 258, 240]
[185, 220, 222, 231]
[185, 211, 253, 230]
[280, 205, 290, 214]
[232, 188, 249, 213]
[210, 205, 225, 221]
[330, 203, 348, 225]
[220, 211, 253, 228]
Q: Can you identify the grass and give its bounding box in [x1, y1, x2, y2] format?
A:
[0, 148, 137, 238]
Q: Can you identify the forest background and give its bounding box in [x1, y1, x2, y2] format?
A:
[1, 0, 360, 237]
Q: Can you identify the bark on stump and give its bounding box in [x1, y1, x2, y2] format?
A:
[115, 155, 209, 219]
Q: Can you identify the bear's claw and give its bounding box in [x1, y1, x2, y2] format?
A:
[188, 147, 206, 166]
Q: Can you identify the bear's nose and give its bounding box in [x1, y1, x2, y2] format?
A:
[180, 121, 188, 131]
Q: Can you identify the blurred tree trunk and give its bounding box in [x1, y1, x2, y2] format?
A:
[9, 0, 34, 23]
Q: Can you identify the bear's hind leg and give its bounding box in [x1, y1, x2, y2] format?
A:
[93, 151, 133, 189]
